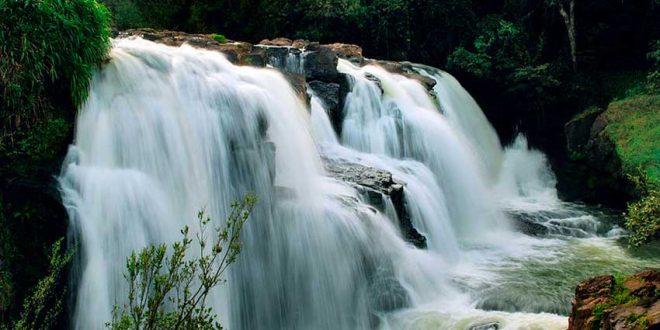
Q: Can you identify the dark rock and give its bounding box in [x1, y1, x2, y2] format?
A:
[565, 108, 604, 153]
[303, 46, 339, 81]
[364, 73, 384, 94]
[368, 266, 411, 312]
[306, 42, 320, 51]
[240, 47, 267, 67]
[308, 75, 350, 135]
[469, 322, 500, 330]
[308, 80, 340, 113]
[506, 212, 549, 236]
[323, 158, 427, 248]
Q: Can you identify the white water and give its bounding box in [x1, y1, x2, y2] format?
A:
[59, 38, 656, 330]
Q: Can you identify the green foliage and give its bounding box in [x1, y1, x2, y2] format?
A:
[648, 40, 660, 93]
[604, 95, 660, 184]
[625, 174, 660, 246]
[447, 47, 492, 78]
[447, 15, 530, 80]
[0, 0, 111, 127]
[108, 194, 257, 330]
[211, 34, 227, 44]
[12, 238, 73, 330]
[12, 119, 71, 164]
[600, 71, 648, 101]
[100, 0, 146, 30]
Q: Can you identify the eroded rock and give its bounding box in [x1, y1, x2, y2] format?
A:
[323, 158, 427, 248]
[568, 270, 660, 330]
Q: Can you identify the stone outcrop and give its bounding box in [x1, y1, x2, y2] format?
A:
[564, 107, 634, 207]
[325, 43, 364, 64]
[568, 270, 660, 330]
[323, 158, 427, 248]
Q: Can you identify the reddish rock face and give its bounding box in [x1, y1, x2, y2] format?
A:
[568, 270, 660, 330]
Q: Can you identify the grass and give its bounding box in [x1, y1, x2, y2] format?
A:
[603, 94, 660, 184]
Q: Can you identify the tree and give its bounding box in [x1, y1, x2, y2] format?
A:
[107, 193, 257, 330]
[547, 0, 576, 71]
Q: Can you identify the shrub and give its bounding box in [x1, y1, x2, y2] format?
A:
[12, 239, 73, 330]
[108, 194, 257, 330]
[0, 0, 111, 132]
[625, 175, 660, 246]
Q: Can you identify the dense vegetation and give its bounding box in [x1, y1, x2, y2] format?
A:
[0, 0, 111, 326]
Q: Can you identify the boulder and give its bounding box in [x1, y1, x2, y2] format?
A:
[258, 37, 293, 46]
[323, 158, 427, 248]
[324, 43, 364, 64]
[365, 60, 436, 91]
[292, 39, 310, 49]
[565, 108, 604, 153]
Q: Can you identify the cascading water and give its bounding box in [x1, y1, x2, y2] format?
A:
[60, 38, 659, 330]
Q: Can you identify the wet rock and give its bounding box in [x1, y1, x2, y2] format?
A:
[368, 266, 411, 312]
[303, 46, 339, 81]
[282, 72, 308, 104]
[569, 270, 660, 330]
[365, 60, 436, 91]
[469, 322, 500, 330]
[323, 158, 427, 248]
[306, 42, 320, 51]
[364, 73, 384, 94]
[309, 80, 340, 111]
[506, 211, 549, 236]
[307, 76, 350, 134]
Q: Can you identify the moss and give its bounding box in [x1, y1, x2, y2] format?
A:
[603, 94, 660, 185]
[211, 33, 227, 44]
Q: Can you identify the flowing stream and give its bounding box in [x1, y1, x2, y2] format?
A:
[59, 38, 660, 330]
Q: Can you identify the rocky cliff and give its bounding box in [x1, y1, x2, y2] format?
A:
[568, 270, 660, 330]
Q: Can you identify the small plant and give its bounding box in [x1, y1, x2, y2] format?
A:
[625, 173, 660, 246]
[107, 193, 256, 330]
[12, 239, 73, 330]
[211, 33, 227, 44]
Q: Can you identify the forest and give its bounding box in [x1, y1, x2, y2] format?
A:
[1, 0, 659, 329]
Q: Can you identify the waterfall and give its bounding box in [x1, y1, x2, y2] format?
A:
[58, 38, 596, 330]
